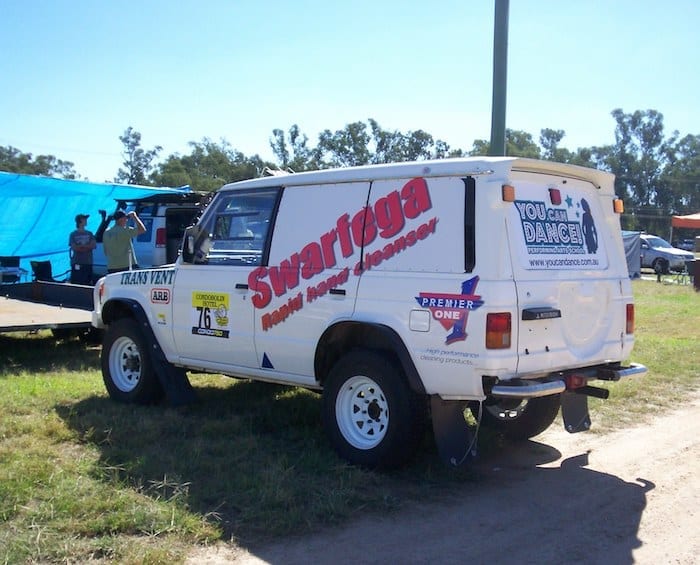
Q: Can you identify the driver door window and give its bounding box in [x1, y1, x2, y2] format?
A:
[195, 189, 280, 266]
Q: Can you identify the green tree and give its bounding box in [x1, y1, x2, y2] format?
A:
[270, 125, 316, 172]
[115, 127, 162, 185]
[271, 119, 461, 170]
[469, 129, 540, 158]
[0, 145, 77, 178]
[152, 139, 269, 192]
[368, 119, 458, 163]
[540, 128, 572, 162]
[598, 109, 674, 206]
[663, 133, 700, 213]
[316, 121, 372, 167]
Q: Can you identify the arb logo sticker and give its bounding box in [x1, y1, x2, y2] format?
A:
[151, 288, 171, 304]
[416, 276, 483, 345]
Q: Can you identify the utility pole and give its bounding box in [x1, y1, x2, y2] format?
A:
[489, 0, 509, 156]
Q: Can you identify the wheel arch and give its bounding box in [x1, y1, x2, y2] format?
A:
[314, 321, 426, 395]
[101, 297, 146, 326]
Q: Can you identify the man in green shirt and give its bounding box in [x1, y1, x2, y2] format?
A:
[102, 210, 147, 273]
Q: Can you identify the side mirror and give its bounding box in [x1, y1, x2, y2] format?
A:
[181, 226, 197, 263]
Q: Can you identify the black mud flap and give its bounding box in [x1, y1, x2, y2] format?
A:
[153, 361, 198, 407]
[561, 391, 591, 433]
[430, 396, 476, 467]
[125, 301, 199, 407]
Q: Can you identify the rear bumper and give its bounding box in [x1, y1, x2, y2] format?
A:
[489, 362, 647, 399]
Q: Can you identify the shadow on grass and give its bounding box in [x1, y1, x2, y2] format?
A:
[55, 379, 478, 545]
[0, 332, 101, 375]
[48, 371, 655, 559]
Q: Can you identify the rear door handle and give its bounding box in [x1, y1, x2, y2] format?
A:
[235, 283, 249, 290]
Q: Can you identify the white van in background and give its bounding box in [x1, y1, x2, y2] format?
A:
[93, 192, 208, 277]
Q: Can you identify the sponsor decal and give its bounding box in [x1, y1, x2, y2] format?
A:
[191, 291, 230, 338]
[151, 287, 171, 304]
[415, 276, 483, 345]
[419, 348, 480, 366]
[253, 177, 439, 331]
[156, 313, 167, 325]
[119, 268, 176, 286]
[514, 196, 607, 270]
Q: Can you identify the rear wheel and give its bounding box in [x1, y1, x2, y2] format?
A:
[101, 317, 164, 404]
[322, 350, 425, 469]
[473, 394, 561, 440]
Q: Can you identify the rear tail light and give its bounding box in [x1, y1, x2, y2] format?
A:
[549, 188, 562, 205]
[626, 304, 634, 334]
[502, 184, 515, 202]
[486, 312, 511, 349]
[155, 227, 166, 247]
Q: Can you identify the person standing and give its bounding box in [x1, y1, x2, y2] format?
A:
[102, 210, 147, 273]
[69, 214, 97, 284]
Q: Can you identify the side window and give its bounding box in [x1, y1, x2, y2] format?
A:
[133, 203, 156, 242]
[194, 188, 280, 266]
[136, 218, 154, 242]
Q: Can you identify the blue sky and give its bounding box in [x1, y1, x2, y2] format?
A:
[2, 0, 699, 182]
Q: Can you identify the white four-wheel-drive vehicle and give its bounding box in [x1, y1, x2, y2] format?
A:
[92, 157, 646, 469]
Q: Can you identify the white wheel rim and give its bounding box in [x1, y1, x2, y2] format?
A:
[109, 335, 142, 393]
[335, 375, 389, 450]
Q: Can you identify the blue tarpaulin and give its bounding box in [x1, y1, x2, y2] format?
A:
[0, 171, 190, 279]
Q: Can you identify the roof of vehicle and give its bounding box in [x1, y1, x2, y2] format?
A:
[219, 157, 615, 193]
[116, 191, 209, 206]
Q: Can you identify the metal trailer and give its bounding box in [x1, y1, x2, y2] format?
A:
[0, 281, 93, 334]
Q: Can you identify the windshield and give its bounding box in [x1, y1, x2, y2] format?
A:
[646, 236, 672, 249]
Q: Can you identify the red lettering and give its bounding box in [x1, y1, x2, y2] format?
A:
[351, 208, 367, 248]
[363, 206, 377, 246]
[252, 179, 434, 308]
[300, 242, 324, 279]
[381, 243, 394, 260]
[375, 190, 405, 238]
[320, 229, 338, 268]
[268, 255, 300, 297]
[336, 213, 354, 257]
[401, 178, 432, 219]
[417, 223, 431, 240]
[249, 267, 272, 308]
[261, 312, 272, 330]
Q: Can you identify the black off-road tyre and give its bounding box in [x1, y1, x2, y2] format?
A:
[101, 317, 164, 404]
[322, 350, 426, 469]
[472, 394, 561, 441]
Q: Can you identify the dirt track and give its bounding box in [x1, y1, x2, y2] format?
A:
[189, 392, 700, 564]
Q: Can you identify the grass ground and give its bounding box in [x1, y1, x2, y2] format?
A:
[0, 279, 698, 563]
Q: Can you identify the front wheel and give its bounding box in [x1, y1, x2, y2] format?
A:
[101, 317, 164, 404]
[653, 258, 669, 275]
[472, 394, 561, 440]
[322, 350, 425, 469]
